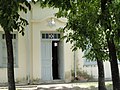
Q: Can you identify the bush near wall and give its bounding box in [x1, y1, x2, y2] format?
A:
[71, 69, 94, 82]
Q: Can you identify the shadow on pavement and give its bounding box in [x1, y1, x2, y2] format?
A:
[37, 86, 97, 90]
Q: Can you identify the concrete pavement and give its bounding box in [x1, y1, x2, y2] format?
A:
[0, 82, 112, 90]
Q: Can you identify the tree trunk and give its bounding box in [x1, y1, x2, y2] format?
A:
[101, 0, 120, 89]
[107, 38, 120, 90]
[97, 59, 107, 90]
[5, 31, 16, 90]
[92, 43, 107, 90]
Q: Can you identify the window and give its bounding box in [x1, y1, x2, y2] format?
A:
[83, 58, 97, 66]
[42, 33, 60, 40]
[0, 32, 18, 68]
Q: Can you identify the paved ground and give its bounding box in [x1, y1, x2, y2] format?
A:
[0, 83, 97, 90]
[0, 82, 112, 90]
[36, 83, 97, 90]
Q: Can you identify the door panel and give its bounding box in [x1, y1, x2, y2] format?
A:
[58, 41, 64, 79]
[41, 40, 52, 80]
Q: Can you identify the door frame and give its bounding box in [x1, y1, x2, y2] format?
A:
[40, 32, 64, 81]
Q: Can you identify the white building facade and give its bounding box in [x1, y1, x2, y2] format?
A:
[0, 3, 119, 84]
[0, 3, 74, 83]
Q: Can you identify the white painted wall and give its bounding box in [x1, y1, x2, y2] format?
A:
[1, 2, 117, 83]
[76, 50, 119, 80]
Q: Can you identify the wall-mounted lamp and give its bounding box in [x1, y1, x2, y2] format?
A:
[48, 18, 56, 27]
[54, 42, 58, 47]
[51, 18, 55, 25]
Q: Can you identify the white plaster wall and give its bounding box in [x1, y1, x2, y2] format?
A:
[16, 33, 27, 80]
[29, 4, 120, 81]
[31, 21, 70, 80]
[0, 8, 33, 83]
[32, 24, 41, 79]
[104, 61, 111, 79]
[0, 68, 7, 82]
[30, 4, 72, 82]
[0, 3, 74, 83]
[77, 49, 114, 80]
[31, 3, 58, 20]
[63, 40, 74, 82]
[0, 28, 27, 83]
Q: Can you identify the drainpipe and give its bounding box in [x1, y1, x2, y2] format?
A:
[74, 51, 77, 79]
[26, 11, 31, 84]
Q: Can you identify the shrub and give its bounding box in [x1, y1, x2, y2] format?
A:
[71, 69, 94, 81]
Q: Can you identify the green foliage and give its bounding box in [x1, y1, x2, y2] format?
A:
[39, 0, 72, 10]
[56, 0, 109, 61]
[41, 0, 120, 62]
[0, 0, 31, 35]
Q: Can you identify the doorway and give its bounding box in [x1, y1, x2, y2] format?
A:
[41, 39, 64, 81]
[52, 41, 59, 79]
